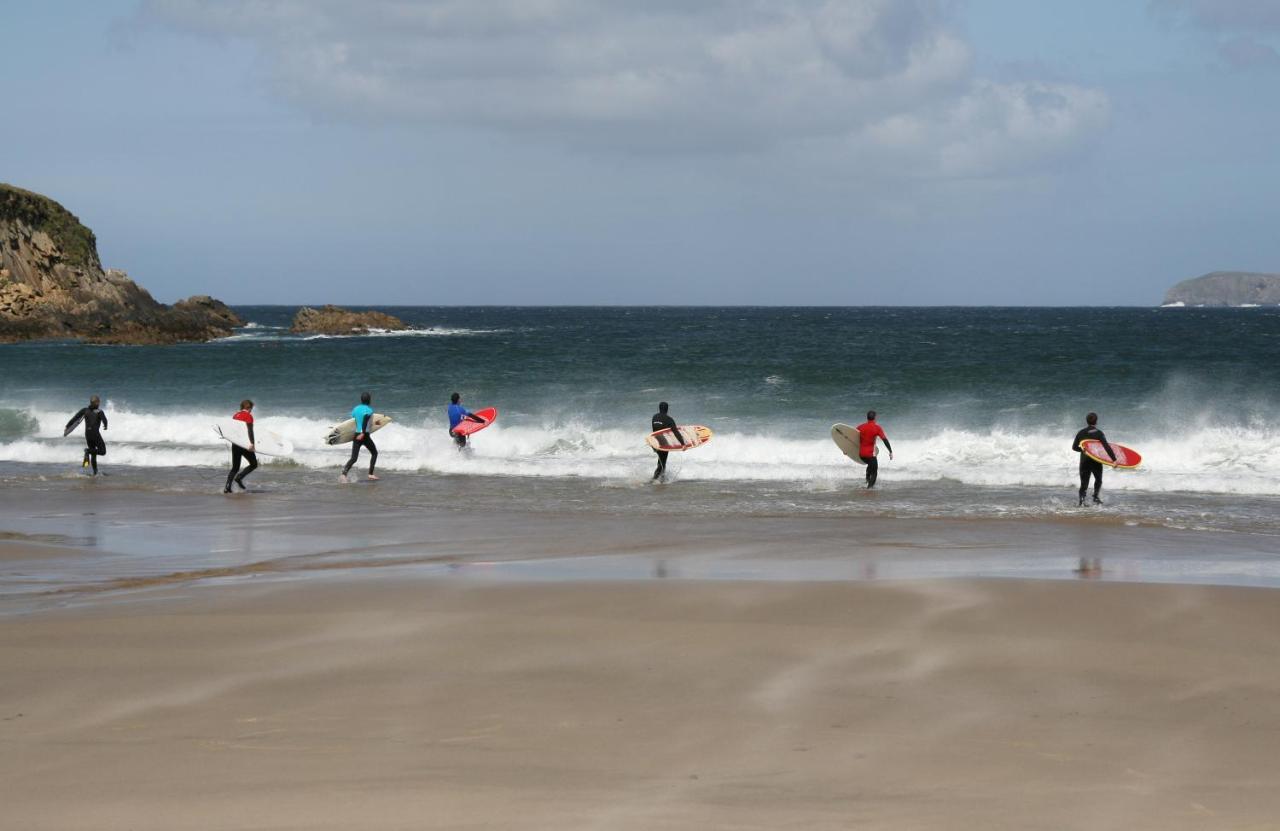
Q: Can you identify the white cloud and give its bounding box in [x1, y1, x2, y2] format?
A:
[142, 0, 1108, 178]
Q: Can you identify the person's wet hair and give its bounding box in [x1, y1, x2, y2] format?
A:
[1086, 412, 1098, 425]
[361, 392, 372, 405]
[240, 399, 253, 410]
[867, 410, 876, 421]
[90, 395, 100, 408]
[451, 392, 461, 404]
[658, 402, 669, 413]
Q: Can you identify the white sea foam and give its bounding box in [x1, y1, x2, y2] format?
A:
[6, 404, 1280, 496]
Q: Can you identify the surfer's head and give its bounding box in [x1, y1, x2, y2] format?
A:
[658, 402, 669, 413]
[866, 410, 877, 421]
[451, 392, 461, 404]
[240, 399, 253, 411]
[89, 395, 100, 408]
[1086, 412, 1098, 426]
[361, 392, 371, 405]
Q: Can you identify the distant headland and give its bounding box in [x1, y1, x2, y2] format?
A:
[0, 183, 240, 344]
[1163, 272, 1280, 307]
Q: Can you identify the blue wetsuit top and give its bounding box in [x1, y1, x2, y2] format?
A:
[351, 403, 374, 434]
[447, 403, 470, 429]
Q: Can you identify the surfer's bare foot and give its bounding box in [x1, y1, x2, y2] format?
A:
[1092, 496, 1103, 505]
[367, 474, 380, 481]
[339, 474, 349, 484]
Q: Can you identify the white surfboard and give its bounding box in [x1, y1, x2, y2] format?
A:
[325, 413, 393, 445]
[213, 419, 294, 457]
[831, 423, 875, 466]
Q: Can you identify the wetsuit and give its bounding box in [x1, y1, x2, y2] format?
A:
[343, 403, 378, 476]
[856, 420, 892, 488]
[651, 412, 684, 481]
[225, 409, 258, 493]
[66, 406, 107, 475]
[1072, 425, 1116, 504]
[448, 402, 485, 449]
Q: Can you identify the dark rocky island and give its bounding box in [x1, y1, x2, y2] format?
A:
[1163, 272, 1280, 306]
[290, 305, 408, 335]
[0, 184, 241, 343]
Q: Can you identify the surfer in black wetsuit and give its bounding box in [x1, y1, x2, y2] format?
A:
[65, 395, 108, 475]
[1072, 412, 1116, 506]
[224, 399, 258, 494]
[651, 402, 684, 482]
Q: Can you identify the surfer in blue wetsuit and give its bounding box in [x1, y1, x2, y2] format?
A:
[448, 392, 486, 449]
[65, 395, 108, 476]
[224, 399, 258, 493]
[651, 402, 684, 482]
[1072, 412, 1116, 506]
[341, 392, 379, 482]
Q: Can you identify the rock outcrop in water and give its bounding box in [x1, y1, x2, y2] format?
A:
[1163, 272, 1280, 306]
[0, 183, 241, 344]
[290, 305, 408, 335]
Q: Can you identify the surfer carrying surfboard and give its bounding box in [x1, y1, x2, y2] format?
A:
[447, 392, 487, 449]
[1072, 412, 1116, 506]
[224, 400, 259, 493]
[651, 402, 684, 481]
[65, 395, 108, 476]
[856, 411, 893, 489]
[341, 392, 380, 482]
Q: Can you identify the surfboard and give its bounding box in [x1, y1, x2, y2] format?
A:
[325, 413, 393, 446]
[63, 411, 85, 437]
[451, 407, 497, 438]
[831, 423, 877, 466]
[646, 425, 712, 451]
[213, 419, 294, 457]
[1080, 438, 1142, 469]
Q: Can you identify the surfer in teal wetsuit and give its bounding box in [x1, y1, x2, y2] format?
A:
[341, 392, 379, 483]
[448, 392, 486, 449]
[651, 402, 684, 481]
[224, 399, 258, 493]
[1072, 412, 1116, 506]
[65, 395, 108, 476]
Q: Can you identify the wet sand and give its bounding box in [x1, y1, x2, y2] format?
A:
[4, 575, 1280, 829]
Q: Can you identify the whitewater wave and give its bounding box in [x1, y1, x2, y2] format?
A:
[214, 326, 508, 343]
[5, 404, 1280, 496]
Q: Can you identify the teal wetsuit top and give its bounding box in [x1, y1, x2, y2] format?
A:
[351, 403, 374, 434]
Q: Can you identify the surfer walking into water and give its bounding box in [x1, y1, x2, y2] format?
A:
[224, 399, 259, 494]
[341, 392, 379, 483]
[65, 395, 108, 476]
[1072, 412, 1116, 506]
[651, 402, 684, 482]
[448, 392, 486, 449]
[856, 411, 893, 489]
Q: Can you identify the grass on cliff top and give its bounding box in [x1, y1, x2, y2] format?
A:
[0, 183, 99, 270]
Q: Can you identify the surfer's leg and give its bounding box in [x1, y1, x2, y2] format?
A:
[653, 450, 667, 480]
[236, 451, 258, 488]
[365, 437, 378, 474]
[451, 430, 466, 449]
[1092, 462, 1103, 503]
[864, 456, 878, 488]
[1078, 461, 1090, 505]
[226, 446, 243, 492]
[342, 442, 361, 476]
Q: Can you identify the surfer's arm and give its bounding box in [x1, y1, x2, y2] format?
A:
[359, 413, 372, 435]
[466, 413, 485, 423]
[246, 422, 255, 445]
[100, 412, 108, 430]
[881, 436, 893, 456]
[1099, 434, 1117, 463]
[1071, 430, 1084, 453]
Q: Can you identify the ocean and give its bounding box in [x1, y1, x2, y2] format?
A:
[2, 306, 1279, 538]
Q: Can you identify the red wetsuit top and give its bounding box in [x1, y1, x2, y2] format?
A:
[233, 410, 255, 445]
[856, 421, 888, 457]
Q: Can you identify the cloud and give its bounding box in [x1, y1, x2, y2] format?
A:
[1150, 0, 1280, 69]
[141, 0, 1108, 178]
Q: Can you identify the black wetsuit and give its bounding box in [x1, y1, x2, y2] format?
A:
[225, 418, 258, 493]
[66, 407, 107, 474]
[343, 412, 378, 476]
[1072, 425, 1116, 504]
[651, 412, 684, 481]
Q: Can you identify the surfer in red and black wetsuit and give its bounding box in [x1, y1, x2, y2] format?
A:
[856, 411, 893, 488]
[651, 402, 684, 482]
[65, 395, 108, 476]
[1072, 412, 1115, 506]
[224, 399, 258, 493]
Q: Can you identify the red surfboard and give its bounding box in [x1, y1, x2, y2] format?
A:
[1080, 438, 1141, 469]
[451, 407, 497, 437]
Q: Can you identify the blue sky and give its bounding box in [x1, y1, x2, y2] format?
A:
[3, 0, 1278, 305]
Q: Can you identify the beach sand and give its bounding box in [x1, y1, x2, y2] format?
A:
[4, 575, 1280, 829]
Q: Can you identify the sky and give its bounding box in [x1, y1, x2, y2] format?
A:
[3, 0, 1279, 305]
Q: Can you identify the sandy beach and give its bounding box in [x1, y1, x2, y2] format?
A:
[5, 572, 1280, 830]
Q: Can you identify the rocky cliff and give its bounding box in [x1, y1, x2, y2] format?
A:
[1163, 272, 1280, 306]
[290, 305, 408, 335]
[0, 184, 241, 343]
